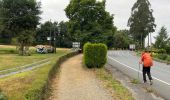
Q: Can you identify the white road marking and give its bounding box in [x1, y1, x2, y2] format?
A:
[108, 56, 170, 86]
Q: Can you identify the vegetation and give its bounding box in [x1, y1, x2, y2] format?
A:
[96, 68, 134, 100]
[0, 89, 7, 100]
[0, 50, 77, 100]
[65, 0, 116, 48]
[154, 26, 170, 53]
[83, 43, 107, 68]
[128, 0, 156, 48]
[36, 21, 72, 48]
[113, 30, 133, 49]
[0, 0, 41, 55]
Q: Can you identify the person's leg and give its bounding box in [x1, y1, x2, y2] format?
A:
[146, 67, 152, 80]
[143, 66, 147, 83]
[146, 67, 153, 85]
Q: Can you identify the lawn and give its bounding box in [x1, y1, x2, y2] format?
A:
[0, 49, 70, 100]
[0, 45, 70, 71]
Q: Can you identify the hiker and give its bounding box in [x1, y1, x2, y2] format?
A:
[139, 50, 153, 85]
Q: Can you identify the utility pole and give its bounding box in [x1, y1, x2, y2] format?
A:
[49, 19, 52, 46]
[53, 23, 56, 53]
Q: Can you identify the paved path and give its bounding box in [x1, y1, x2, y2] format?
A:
[49, 55, 113, 100]
[108, 50, 170, 100]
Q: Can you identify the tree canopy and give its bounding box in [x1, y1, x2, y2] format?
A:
[0, 0, 41, 55]
[65, 0, 116, 48]
[128, 0, 156, 48]
[154, 26, 170, 49]
[36, 21, 72, 48]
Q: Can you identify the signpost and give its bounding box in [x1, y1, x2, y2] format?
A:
[72, 42, 80, 51]
[129, 44, 135, 51]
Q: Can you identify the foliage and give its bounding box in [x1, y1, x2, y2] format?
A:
[1, 0, 41, 55]
[128, 0, 156, 48]
[113, 30, 133, 49]
[83, 43, 107, 68]
[166, 56, 170, 62]
[65, 0, 116, 48]
[157, 54, 168, 60]
[0, 89, 7, 100]
[154, 26, 169, 49]
[36, 21, 72, 48]
[165, 46, 170, 54]
[157, 49, 166, 54]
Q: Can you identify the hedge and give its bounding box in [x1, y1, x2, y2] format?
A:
[83, 43, 107, 68]
[24, 51, 79, 100]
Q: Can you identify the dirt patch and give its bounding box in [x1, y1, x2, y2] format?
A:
[49, 55, 113, 100]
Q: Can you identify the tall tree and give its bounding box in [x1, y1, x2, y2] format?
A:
[36, 21, 54, 45]
[1, 0, 41, 55]
[58, 21, 72, 48]
[36, 21, 72, 48]
[128, 0, 156, 48]
[65, 0, 116, 48]
[154, 26, 169, 49]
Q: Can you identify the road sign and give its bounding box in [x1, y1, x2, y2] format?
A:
[72, 42, 80, 48]
[129, 44, 135, 50]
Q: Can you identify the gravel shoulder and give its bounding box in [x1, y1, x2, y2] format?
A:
[49, 54, 113, 100]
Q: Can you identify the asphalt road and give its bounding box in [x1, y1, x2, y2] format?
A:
[107, 50, 170, 100]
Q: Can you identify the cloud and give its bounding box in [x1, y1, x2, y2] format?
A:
[39, 0, 170, 37]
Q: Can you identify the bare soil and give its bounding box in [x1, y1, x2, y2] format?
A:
[49, 54, 113, 100]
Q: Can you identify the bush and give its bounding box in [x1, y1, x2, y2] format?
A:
[157, 49, 166, 54]
[165, 46, 170, 54]
[166, 56, 170, 62]
[83, 43, 107, 68]
[158, 54, 168, 60]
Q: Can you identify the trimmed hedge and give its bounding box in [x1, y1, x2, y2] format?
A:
[24, 51, 79, 100]
[83, 43, 107, 68]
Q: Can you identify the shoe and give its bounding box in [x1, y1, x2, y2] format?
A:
[150, 80, 153, 85]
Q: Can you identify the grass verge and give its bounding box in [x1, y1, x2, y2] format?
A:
[95, 68, 134, 100]
[0, 49, 70, 71]
[0, 50, 78, 100]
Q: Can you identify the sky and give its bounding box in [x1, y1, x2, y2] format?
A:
[39, 0, 170, 42]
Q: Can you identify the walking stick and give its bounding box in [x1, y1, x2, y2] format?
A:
[138, 63, 141, 81]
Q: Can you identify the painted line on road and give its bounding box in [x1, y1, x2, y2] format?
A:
[108, 56, 170, 86]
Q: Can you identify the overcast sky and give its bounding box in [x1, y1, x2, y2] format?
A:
[39, 0, 170, 39]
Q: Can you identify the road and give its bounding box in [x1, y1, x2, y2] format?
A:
[107, 50, 170, 100]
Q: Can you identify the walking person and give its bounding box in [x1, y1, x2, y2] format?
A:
[139, 50, 153, 85]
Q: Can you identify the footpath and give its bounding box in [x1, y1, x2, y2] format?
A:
[49, 54, 113, 100]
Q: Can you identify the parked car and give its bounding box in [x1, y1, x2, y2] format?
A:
[36, 45, 54, 53]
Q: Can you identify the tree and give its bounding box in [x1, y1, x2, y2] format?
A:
[36, 21, 72, 48]
[58, 21, 72, 48]
[128, 0, 156, 48]
[154, 26, 169, 49]
[65, 0, 116, 48]
[36, 21, 55, 45]
[113, 31, 131, 49]
[1, 0, 41, 55]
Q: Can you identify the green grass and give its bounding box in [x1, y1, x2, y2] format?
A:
[95, 68, 134, 100]
[0, 47, 70, 71]
[0, 45, 36, 54]
[0, 50, 69, 100]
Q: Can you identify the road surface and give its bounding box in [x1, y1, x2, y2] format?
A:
[108, 50, 170, 100]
